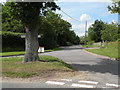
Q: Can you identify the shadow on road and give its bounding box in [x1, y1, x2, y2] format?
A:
[70, 58, 119, 77]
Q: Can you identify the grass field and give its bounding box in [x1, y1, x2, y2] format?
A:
[1, 55, 74, 78]
[0, 47, 63, 57]
[86, 42, 119, 59]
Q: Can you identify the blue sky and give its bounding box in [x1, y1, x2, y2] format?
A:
[55, 0, 118, 36]
[0, 0, 118, 36]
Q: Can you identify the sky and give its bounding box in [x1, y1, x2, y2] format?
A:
[0, 0, 118, 37]
[55, 0, 118, 36]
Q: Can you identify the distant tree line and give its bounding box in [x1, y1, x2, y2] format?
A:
[80, 1, 120, 44]
[80, 20, 119, 44]
[39, 10, 80, 49]
[88, 20, 119, 42]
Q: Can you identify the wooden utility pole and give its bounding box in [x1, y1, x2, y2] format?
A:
[85, 21, 87, 37]
[85, 21, 87, 44]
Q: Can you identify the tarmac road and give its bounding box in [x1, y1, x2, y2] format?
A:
[2, 45, 119, 89]
[40, 45, 119, 85]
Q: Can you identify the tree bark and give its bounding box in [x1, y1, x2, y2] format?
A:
[23, 24, 40, 62]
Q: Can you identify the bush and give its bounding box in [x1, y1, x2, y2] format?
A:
[116, 39, 120, 42]
[87, 41, 95, 45]
[1, 31, 25, 52]
[66, 42, 73, 46]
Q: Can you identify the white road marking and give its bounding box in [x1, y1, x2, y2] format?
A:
[61, 79, 72, 81]
[106, 83, 119, 88]
[78, 80, 98, 85]
[46, 81, 65, 85]
[71, 83, 95, 88]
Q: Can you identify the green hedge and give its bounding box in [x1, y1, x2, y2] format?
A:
[1, 31, 25, 52]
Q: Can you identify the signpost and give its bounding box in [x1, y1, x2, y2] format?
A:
[21, 35, 44, 52]
[21, 35, 41, 38]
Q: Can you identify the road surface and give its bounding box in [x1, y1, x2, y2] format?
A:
[2, 45, 119, 89]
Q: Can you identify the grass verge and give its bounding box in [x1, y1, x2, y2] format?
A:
[1, 55, 74, 78]
[1, 51, 25, 57]
[86, 42, 119, 59]
[44, 47, 63, 52]
[81, 45, 100, 48]
[0, 47, 63, 57]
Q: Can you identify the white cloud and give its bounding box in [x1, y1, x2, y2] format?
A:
[109, 19, 117, 24]
[0, 0, 6, 3]
[72, 24, 85, 36]
[57, 0, 112, 2]
[80, 14, 92, 21]
[112, 20, 117, 23]
[72, 21, 94, 37]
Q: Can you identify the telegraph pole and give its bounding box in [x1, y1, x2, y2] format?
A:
[85, 21, 87, 44]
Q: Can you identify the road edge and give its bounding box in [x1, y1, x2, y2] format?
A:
[83, 49, 119, 61]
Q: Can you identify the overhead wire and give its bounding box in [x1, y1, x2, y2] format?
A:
[60, 9, 81, 23]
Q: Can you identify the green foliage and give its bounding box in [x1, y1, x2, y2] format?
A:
[2, 3, 79, 50]
[87, 41, 95, 45]
[82, 45, 100, 48]
[108, 1, 120, 14]
[101, 23, 118, 41]
[1, 31, 25, 52]
[88, 20, 105, 42]
[79, 36, 88, 45]
[4, 2, 60, 27]
[39, 12, 58, 49]
[66, 42, 73, 46]
[116, 39, 120, 42]
[2, 3, 25, 33]
[39, 10, 79, 49]
[1, 51, 25, 56]
[45, 47, 63, 52]
[87, 27, 95, 41]
[88, 20, 118, 42]
[1, 47, 63, 56]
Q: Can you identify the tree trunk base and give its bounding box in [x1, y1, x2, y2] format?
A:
[23, 25, 40, 63]
[22, 53, 40, 63]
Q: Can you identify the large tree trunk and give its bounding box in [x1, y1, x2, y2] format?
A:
[23, 24, 40, 63]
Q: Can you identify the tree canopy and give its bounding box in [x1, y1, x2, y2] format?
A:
[4, 2, 60, 27]
[88, 20, 105, 42]
[2, 2, 60, 62]
[39, 10, 80, 49]
[108, 1, 120, 14]
[2, 2, 80, 52]
[101, 23, 118, 41]
[87, 20, 118, 42]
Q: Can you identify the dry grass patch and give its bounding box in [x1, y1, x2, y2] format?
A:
[1, 55, 74, 78]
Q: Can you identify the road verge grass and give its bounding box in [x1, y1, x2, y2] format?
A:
[1, 51, 25, 57]
[1, 55, 74, 78]
[43, 47, 63, 52]
[86, 42, 119, 59]
[0, 47, 63, 57]
[81, 45, 100, 48]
